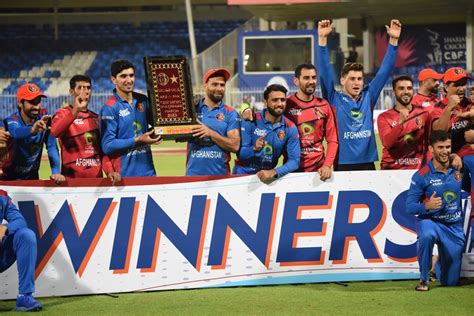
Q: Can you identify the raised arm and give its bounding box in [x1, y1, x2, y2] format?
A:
[317, 20, 337, 103]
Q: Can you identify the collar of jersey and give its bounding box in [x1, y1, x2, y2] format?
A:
[197, 98, 224, 113]
[428, 159, 455, 175]
[258, 110, 284, 130]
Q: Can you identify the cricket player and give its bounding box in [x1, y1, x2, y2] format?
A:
[406, 130, 465, 290]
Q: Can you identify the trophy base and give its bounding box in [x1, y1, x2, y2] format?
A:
[154, 125, 199, 141]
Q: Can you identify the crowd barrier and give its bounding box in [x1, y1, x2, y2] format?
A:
[0, 171, 473, 299]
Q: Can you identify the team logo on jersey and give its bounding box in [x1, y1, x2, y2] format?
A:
[263, 144, 273, 155]
[350, 110, 363, 120]
[422, 101, 431, 108]
[28, 84, 39, 92]
[137, 102, 144, 112]
[314, 108, 324, 120]
[443, 191, 457, 204]
[455, 172, 462, 182]
[415, 117, 423, 128]
[403, 133, 416, 146]
[157, 72, 169, 86]
[300, 122, 315, 135]
[277, 130, 285, 140]
[216, 113, 225, 121]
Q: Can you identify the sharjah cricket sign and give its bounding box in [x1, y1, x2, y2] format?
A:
[0, 172, 472, 299]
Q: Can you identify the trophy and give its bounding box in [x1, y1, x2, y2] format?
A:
[144, 56, 199, 140]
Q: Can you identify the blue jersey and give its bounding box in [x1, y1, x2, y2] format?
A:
[0, 190, 27, 237]
[3, 110, 60, 180]
[317, 44, 398, 164]
[233, 111, 300, 178]
[406, 160, 463, 224]
[100, 90, 155, 177]
[186, 99, 240, 176]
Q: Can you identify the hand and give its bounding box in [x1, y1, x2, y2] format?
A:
[253, 135, 266, 152]
[424, 191, 442, 211]
[256, 169, 277, 183]
[449, 153, 462, 170]
[398, 108, 409, 125]
[385, 19, 402, 39]
[50, 173, 66, 185]
[464, 129, 474, 143]
[72, 93, 88, 114]
[447, 95, 461, 111]
[0, 224, 7, 240]
[318, 165, 332, 181]
[135, 130, 163, 145]
[192, 119, 214, 139]
[317, 19, 333, 38]
[0, 130, 10, 143]
[30, 115, 51, 135]
[107, 171, 121, 185]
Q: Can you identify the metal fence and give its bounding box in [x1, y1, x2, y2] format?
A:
[0, 84, 406, 119]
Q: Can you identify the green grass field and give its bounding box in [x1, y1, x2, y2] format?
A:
[1, 280, 473, 314]
[12, 137, 473, 314]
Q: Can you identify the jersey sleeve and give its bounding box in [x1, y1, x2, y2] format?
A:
[5, 117, 32, 139]
[3, 194, 27, 234]
[237, 120, 257, 160]
[51, 107, 75, 137]
[405, 173, 427, 216]
[45, 131, 61, 174]
[275, 125, 300, 178]
[226, 110, 241, 133]
[316, 45, 337, 103]
[377, 112, 404, 149]
[100, 105, 135, 155]
[368, 44, 398, 107]
[322, 105, 338, 166]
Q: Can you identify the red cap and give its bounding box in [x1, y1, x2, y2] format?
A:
[17, 83, 46, 102]
[418, 68, 443, 81]
[203, 68, 231, 84]
[443, 67, 470, 83]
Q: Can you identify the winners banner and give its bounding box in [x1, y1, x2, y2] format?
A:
[1, 171, 472, 299]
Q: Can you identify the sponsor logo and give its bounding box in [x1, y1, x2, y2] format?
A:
[254, 128, 267, 137]
[74, 118, 85, 125]
[263, 144, 273, 155]
[133, 121, 142, 135]
[289, 108, 302, 116]
[300, 123, 315, 136]
[403, 133, 416, 146]
[119, 108, 131, 118]
[350, 110, 363, 120]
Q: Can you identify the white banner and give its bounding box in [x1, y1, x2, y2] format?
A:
[1, 171, 472, 299]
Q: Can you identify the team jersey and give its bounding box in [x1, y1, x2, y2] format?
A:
[51, 106, 113, 178]
[186, 99, 240, 176]
[285, 94, 338, 171]
[2, 109, 60, 180]
[100, 90, 155, 177]
[377, 106, 429, 169]
[0, 190, 27, 236]
[317, 44, 398, 165]
[233, 110, 300, 177]
[406, 160, 463, 224]
[430, 97, 474, 158]
[412, 93, 439, 112]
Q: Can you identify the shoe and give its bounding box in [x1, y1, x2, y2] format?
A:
[415, 280, 430, 291]
[429, 271, 437, 282]
[15, 294, 43, 312]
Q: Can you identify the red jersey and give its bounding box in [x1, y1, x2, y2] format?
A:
[377, 106, 429, 170]
[51, 106, 113, 178]
[430, 97, 474, 157]
[412, 93, 439, 113]
[285, 94, 338, 171]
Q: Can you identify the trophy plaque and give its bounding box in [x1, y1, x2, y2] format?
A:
[144, 56, 198, 140]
